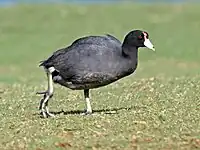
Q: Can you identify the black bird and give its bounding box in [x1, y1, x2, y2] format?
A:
[37, 30, 155, 118]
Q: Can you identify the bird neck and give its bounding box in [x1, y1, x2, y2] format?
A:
[117, 44, 138, 77]
[122, 44, 138, 59]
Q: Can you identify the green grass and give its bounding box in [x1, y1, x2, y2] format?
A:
[0, 3, 200, 150]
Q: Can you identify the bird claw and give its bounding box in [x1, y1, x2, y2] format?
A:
[40, 109, 55, 118]
[38, 91, 55, 118]
[47, 112, 55, 118]
[40, 112, 55, 118]
[36, 91, 48, 95]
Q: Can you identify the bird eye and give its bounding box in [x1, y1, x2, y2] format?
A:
[138, 35, 142, 39]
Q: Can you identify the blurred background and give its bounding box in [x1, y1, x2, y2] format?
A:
[0, 1, 200, 149]
[0, 0, 199, 5]
[0, 0, 200, 84]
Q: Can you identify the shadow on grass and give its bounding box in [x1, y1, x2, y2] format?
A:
[53, 106, 135, 115]
[34, 106, 146, 118]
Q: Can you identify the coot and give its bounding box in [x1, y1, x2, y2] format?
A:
[37, 30, 155, 118]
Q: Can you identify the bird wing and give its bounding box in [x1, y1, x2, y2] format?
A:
[48, 43, 123, 82]
[40, 36, 122, 80]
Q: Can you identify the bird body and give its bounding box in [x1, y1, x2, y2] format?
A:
[40, 38, 137, 90]
[37, 30, 155, 118]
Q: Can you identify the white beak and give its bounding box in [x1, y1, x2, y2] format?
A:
[144, 39, 155, 51]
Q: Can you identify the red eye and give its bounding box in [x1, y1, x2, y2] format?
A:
[138, 35, 142, 39]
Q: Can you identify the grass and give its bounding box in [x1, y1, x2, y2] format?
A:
[0, 3, 200, 150]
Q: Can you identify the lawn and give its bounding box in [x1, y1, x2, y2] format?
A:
[0, 3, 200, 150]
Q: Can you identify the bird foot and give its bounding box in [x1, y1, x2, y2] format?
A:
[40, 109, 55, 118]
[38, 92, 55, 118]
[81, 109, 93, 116]
[36, 91, 48, 95]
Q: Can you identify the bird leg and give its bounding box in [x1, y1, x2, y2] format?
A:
[37, 67, 55, 118]
[84, 89, 92, 114]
